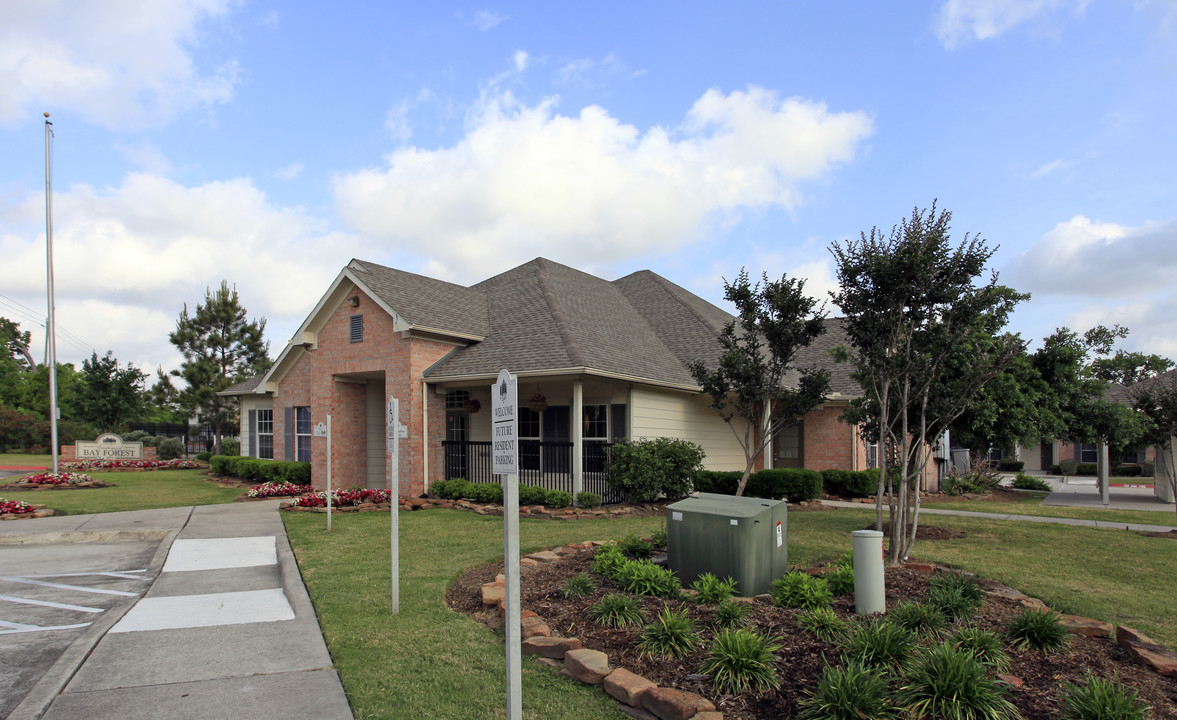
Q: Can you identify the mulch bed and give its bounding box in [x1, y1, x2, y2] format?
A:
[447, 544, 1177, 720]
[1143, 529, 1177, 540]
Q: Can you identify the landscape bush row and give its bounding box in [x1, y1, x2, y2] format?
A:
[209, 455, 311, 484]
[430, 478, 579, 508]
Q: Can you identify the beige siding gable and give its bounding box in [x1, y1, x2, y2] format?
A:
[629, 387, 747, 471]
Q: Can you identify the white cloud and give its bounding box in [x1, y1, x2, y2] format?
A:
[112, 140, 174, 174]
[513, 50, 530, 72]
[1030, 158, 1070, 178]
[333, 87, 874, 283]
[556, 52, 642, 86]
[935, 0, 1091, 48]
[470, 10, 506, 31]
[0, 173, 349, 370]
[275, 162, 304, 180]
[0, 0, 242, 129]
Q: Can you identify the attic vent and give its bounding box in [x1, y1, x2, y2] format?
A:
[349, 314, 363, 343]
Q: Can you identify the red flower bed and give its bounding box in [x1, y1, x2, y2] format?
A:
[291, 488, 392, 508]
[17, 471, 96, 485]
[1, 498, 34, 514]
[63, 458, 200, 471]
[247, 481, 315, 498]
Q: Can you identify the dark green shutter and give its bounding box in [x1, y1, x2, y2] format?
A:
[284, 407, 294, 461]
[248, 410, 257, 458]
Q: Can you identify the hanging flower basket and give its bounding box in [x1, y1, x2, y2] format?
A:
[463, 398, 481, 413]
[528, 393, 548, 413]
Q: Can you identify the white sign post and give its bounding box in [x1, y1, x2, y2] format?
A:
[387, 397, 401, 614]
[492, 369, 521, 720]
[325, 416, 333, 531]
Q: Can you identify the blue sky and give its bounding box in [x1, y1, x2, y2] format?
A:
[2, 1, 1175, 376]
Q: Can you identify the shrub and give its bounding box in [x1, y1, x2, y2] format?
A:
[209, 455, 233, 475]
[700, 629, 781, 695]
[607, 436, 704, 502]
[826, 565, 855, 596]
[616, 560, 681, 598]
[798, 607, 849, 642]
[156, 437, 185, 460]
[466, 482, 503, 504]
[843, 619, 916, 671]
[1012, 473, 1052, 492]
[650, 522, 668, 548]
[1062, 673, 1151, 720]
[927, 574, 984, 623]
[997, 459, 1024, 472]
[948, 628, 1010, 673]
[576, 491, 602, 508]
[713, 599, 749, 628]
[591, 545, 628, 580]
[518, 484, 547, 506]
[889, 601, 946, 637]
[562, 573, 594, 599]
[280, 461, 311, 484]
[1049, 464, 1062, 475]
[692, 470, 742, 495]
[638, 606, 701, 659]
[220, 438, 240, 456]
[618, 532, 652, 558]
[896, 642, 1019, 720]
[544, 489, 572, 508]
[195, 451, 213, 462]
[1058, 458, 1078, 476]
[821, 469, 879, 498]
[691, 573, 738, 605]
[747, 468, 823, 502]
[798, 662, 899, 720]
[589, 594, 644, 628]
[1005, 608, 1069, 652]
[1113, 464, 1142, 477]
[1076, 462, 1098, 476]
[431, 478, 471, 500]
[942, 471, 998, 496]
[1142, 460, 1155, 477]
[772, 572, 832, 610]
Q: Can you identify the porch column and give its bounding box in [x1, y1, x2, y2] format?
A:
[421, 380, 429, 495]
[572, 380, 583, 498]
[1098, 441, 1110, 507]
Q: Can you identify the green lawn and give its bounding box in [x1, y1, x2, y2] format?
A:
[922, 493, 1177, 527]
[285, 506, 1177, 720]
[0, 452, 52, 467]
[0, 468, 244, 514]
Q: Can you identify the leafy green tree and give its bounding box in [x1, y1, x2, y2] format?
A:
[144, 366, 185, 423]
[830, 203, 1026, 563]
[949, 347, 1049, 466]
[688, 269, 830, 496]
[169, 281, 271, 454]
[71, 351, 147, 432]
[0, 317, 35, 407]
[1131, 372, 1177, 522]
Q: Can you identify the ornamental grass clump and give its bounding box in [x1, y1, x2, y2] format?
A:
[691, 573, 738, 605]
[825, 564, 855, 597]
[772, 571, 833, 610]
[798, 607, 850, 642]
[591, 544, 628, 580]
[889, 601, 947, 637]
[699, 628, 781, 696]
[1005, 608, 1069, 653]
[798, 661, 899, 720]
[713, 598, 749, 629]
[949, 627, 1010, 673]
[561, 573, 594, 599]
[842, 619, 916, 672]
[928, 573, 985, 623]
[616, 559, 680, 598]
[638, 605, 701, 659]
[896, 642, 1021, 720]
[589, 593, 644, 628]
[1061, 673, 1151, 720]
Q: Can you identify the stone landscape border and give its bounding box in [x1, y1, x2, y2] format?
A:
[0, 502, 54, 520]
[472, 544, 1177, 720]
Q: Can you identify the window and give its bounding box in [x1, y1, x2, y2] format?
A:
[295, 406, 312, 462]
[445, 390, 470, 409]
[349, 314, 363, 343]
[865, 442, 879, 469]
[583, 404, 608, 440]
[519, 407, 540, 439]
[257, 409, 273, 460]
[1079, 443, 1098, 464]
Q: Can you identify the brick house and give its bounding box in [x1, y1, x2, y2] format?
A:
[221, 257, 934, 500]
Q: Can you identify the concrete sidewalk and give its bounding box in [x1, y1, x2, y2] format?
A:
[4, 501, 353, 720]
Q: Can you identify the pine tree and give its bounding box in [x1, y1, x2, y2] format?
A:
[169, 282, 271, 454]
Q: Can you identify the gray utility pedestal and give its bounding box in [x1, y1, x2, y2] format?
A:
[666, 492, 788, 597]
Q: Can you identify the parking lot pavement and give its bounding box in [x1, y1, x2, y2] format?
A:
[0, 536, 169, 719]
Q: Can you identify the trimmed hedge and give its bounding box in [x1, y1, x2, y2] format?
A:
[998, 459, 1024, 472]
[1114, 464, 1142, 477]
[209, 455, 311, 484]
[820, 468, 879, 498]
[693, 468, 822, 502]
[1076, 463, 1098, 476]
[692, 470, 743, 495]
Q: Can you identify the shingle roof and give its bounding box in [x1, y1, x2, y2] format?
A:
[348, 256, 861, 396]
[217, 374, 264, 396]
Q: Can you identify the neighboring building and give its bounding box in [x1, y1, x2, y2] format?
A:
[220, 257, 940, 499]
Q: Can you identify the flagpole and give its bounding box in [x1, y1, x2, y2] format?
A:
[44, 112, 60, 475]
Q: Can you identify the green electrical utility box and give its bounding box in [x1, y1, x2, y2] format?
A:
[666, 492, 788, 597]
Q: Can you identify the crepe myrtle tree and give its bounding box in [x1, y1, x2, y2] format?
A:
[688, 269, 830, 497]
[1132, 372, 1177, 522]
[830, 202, 1026, 563]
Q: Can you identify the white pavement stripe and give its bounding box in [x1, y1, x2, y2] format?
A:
[162, 536, 277, 573]
[111, 588, 295, 633]
[0, 577, 138, 596]
[34, 570, 148, 580]
[0, 594, 103, 612]
[0, 620, 93, 634]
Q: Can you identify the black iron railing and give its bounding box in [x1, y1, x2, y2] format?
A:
[441, 440, 622, 504]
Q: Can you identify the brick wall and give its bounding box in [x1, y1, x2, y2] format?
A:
[272, 283, 460, 497]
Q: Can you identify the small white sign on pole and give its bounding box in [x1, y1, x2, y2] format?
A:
[491, 369, 521, 720]
[387, 396, 401, 614]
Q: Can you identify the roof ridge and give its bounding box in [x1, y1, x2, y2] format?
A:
[642, 271, 731, 336]
[534, 259, 585, 366]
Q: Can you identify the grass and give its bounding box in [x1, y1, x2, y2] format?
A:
[922, 493, 1177, 527]
[0, 452, 52, 467]
[0, 469, 244, 514]
[283, 505, 1177, 719]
